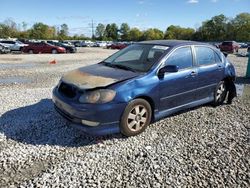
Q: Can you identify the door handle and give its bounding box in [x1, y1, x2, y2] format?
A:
[190, 71, 197, 76]
[218, 65, 223, 71]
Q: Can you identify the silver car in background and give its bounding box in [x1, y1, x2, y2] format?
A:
[0, 40, 27, 51]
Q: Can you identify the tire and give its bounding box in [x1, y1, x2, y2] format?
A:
[28, 49, 34, 54]
[213, 81, 227, 106]
[120, 99, 152, 136]
[52, 49, 58, 54]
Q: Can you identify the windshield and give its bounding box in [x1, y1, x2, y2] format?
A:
[103, 44, 169, 72]
[16, 41, 24, 44]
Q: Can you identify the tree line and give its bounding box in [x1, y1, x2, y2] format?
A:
[0, 13, 249, 42]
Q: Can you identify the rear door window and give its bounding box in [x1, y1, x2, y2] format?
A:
[194, 46, 216, 65]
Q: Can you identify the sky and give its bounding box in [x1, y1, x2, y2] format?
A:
[0, 0, 249, 36]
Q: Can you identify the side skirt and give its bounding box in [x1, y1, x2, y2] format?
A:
[154, 96, 214, 121]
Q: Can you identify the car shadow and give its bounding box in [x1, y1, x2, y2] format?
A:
[0, 99, 124, 147]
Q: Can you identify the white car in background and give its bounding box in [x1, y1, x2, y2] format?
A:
[94, 41, 107, 47]
[0, 40, 28, 51]
[0, 43, 11, 54]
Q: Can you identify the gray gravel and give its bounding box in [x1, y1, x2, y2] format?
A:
[0, 48, 249, 187]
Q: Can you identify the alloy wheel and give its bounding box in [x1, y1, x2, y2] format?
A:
[127, 105, 148, 132]
[216, 82, 226, 101]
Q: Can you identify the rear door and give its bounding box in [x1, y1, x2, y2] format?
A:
[159, 46, 199, 111]
[194, 46, 225, 100]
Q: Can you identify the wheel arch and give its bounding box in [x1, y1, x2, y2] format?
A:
[222, 76, 237, 103]
[223, 76, 235, 88]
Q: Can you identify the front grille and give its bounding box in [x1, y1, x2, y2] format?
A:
[58, 82, 77, 98]
[54, 105, 81, 124]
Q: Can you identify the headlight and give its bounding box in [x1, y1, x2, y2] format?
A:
[79, 89, 116, 104]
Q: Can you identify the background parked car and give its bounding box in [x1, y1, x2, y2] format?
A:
[107, 42, 128, 49]
[73, 41, 94, 47]
[93, 41, 107, 47]
[47, 41, 77, 53]
[238, 42, 248, 48]
[61, 41, 74, 46]
[219, 41, 240, 53]
[0, 40, 28, 51]
[22, 42, 66, 54]
[0, 43, 11, 54]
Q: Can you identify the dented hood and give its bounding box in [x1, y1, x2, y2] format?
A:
[62, 63, 140, 89]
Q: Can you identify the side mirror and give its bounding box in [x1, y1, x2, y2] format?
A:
[158, 65, 178, 78]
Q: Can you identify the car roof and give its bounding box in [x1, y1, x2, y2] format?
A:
[138, 40, 208, 47]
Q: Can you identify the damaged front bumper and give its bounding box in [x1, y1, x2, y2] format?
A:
[52, 88, 126, 136]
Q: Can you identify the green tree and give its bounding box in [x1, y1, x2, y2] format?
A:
[105, 23, 118, 40]
[120, 23, 130, 41]
[95, 23, 106, 40]
[194, 14, 228, 41]
[165, 25, 194, 40]
[128, 28, 143, 41]
[231, 13, 250, 41]
[29, 22, 57, 39]
[0, 19, 18, 38]
[142, 28, 164, 40]
[58, 23, 69, 40]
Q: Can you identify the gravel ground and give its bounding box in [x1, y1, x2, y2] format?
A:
[0, 48, 249, 187]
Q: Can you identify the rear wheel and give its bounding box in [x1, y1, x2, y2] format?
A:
[213, 81, 227, 106]
[120, 99, 152, 136]
[28, 49, 34, 54]
[52, 49, 58, 54]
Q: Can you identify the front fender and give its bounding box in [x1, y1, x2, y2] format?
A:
[112, 73, 160, 109]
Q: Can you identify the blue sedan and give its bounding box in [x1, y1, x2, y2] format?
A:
[52, 40, 236, 136]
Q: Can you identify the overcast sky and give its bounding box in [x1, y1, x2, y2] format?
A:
[0, 0, 249, 36]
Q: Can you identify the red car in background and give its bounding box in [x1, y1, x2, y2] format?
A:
[22, 42, 66, 54]
[107, 42, 128, 50]
[219, 41, 240, 54]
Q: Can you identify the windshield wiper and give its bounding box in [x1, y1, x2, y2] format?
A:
[103, 62, 136, 72]
[112, 64, 136, 72]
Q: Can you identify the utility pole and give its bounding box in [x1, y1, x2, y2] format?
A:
[91, 19, 94, 40]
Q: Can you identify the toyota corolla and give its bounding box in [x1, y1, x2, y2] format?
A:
[52, 40, 236, 136]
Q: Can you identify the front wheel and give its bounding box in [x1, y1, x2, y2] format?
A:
[213, 81, 227, 106]
[120, 99, 152, 137]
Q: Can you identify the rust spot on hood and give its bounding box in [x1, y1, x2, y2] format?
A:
[62, 69, 118, 89]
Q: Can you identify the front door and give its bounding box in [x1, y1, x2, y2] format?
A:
[159, 46, 199, 111]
